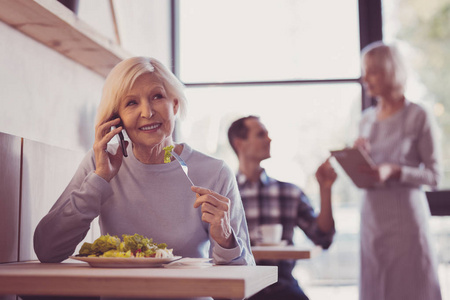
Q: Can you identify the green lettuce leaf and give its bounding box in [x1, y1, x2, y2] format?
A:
[163, 145, 174, 163]
[91, 234, 121, 253]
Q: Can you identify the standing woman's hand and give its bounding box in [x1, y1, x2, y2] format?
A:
[192, 186, 236, 249]
[375, 163, 401, 183]
[93, 117, 128, 182]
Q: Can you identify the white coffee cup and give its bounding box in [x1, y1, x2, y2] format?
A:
[258, 224, 283, 245]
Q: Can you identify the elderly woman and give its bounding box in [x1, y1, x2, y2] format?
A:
[355, 41, 441, 300]
[34, 57, 254, 269]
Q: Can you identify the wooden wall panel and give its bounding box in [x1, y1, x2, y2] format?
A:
[0, 132, 21, 264]
[20, 139, 98, 261]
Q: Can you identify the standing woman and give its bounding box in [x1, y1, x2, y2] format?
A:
[355, 41, 442, 300]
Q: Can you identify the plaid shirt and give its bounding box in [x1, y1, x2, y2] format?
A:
[236, 170, 334, 249]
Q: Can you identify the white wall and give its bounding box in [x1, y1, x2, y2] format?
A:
[78, 0, 172, 65]
[112, 0, 172, 63]
[0, 0, 172, 266]
[0, 21, 102, 152]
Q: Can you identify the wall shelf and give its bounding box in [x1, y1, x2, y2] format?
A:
[0, 0, 131, 77]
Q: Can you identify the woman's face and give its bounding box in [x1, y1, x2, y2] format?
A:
[362, 56, 391, 98]
[118, 72, 179, 150]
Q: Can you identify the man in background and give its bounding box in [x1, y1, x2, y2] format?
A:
[228, 115, 337, 300]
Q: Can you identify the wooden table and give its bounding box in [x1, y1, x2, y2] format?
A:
[0, 260, 277, 299]
[251, 245, 321, 260]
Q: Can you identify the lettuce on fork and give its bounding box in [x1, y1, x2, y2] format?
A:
[77, 233, 173, 258]
[163, 145, 174, 163]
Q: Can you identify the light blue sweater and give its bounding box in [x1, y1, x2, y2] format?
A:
[34, 143, 255, 266]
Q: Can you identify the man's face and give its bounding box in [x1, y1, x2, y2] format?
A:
[239, 118, 272, 162]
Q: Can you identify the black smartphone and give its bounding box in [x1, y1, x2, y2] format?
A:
[111, 115, 128, 157]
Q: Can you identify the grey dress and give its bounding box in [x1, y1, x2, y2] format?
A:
[358, 100, 442, 300]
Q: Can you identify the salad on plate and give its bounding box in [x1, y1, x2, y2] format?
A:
[76, 233, 174, 258]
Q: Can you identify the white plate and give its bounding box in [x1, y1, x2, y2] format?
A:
[69, 256, 182, 268]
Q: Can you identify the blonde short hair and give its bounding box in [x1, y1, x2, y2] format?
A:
[95, 57, 187, 126]
[361, 41, 407, 97]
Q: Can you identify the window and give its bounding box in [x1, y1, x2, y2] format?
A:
[175, 0, 362, 296]
[179, 84, 361, 187]
[178, 0, 360, 83]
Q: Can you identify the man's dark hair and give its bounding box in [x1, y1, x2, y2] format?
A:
[227, 115, 260, 155]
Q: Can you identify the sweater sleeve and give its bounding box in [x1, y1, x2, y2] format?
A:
[209, 163, 255, 266]
[33, 151, 113, 263]
[400, 107, 441, 187]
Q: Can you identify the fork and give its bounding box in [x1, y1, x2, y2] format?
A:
[171, 151, 195, 186]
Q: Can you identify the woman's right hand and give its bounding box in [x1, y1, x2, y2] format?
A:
[93, 117, 128, 182]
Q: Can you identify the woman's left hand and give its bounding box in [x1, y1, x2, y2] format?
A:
[360, 163, 401, 183]
[192, 186, 235, 249]
[376, 163, 401, 183]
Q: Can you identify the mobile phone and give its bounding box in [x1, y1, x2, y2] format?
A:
[111, 115, 128, 157]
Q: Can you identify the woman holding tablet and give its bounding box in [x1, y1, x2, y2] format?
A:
[355, 41, 442, 300]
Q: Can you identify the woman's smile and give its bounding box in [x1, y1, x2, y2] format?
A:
[139, 123, 162, 131]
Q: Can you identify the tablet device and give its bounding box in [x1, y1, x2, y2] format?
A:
[330, 147, 377, 188]
[425, 190, 450, 216]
